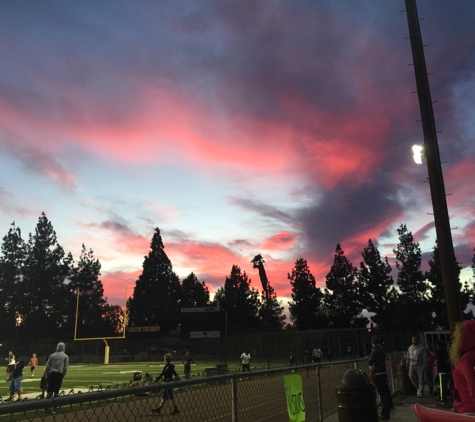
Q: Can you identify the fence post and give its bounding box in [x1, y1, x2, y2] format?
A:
[231, 374, 238, 421]
[317, 364, 323, 422]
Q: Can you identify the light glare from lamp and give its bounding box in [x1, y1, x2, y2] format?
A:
[412, 145, 423, 164]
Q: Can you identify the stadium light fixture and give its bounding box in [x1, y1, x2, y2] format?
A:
[412, 144, 424, 164]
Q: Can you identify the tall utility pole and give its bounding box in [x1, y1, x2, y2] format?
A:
[405, 0, 463, 333]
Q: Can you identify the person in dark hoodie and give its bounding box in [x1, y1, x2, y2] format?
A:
[151, 353, 180, 415]
[451, 320, 475, 415]
[45, 342, 69, 400]
[368, 336, 393, 420]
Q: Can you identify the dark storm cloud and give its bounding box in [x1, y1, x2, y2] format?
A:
[297, 174, 405, 259]
[228, 197, 294, 224]
[0, 1, 411, 129]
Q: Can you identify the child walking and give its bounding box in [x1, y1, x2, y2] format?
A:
[28, 353, 38, 377]
[151, 353, 180, 415]
[183, 352, 195, 380]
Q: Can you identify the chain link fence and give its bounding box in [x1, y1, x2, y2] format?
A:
[0, 354, 405, 422]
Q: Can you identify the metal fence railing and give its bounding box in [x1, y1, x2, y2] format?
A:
[0, 356, 404, 422]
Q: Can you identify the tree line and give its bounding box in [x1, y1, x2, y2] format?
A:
[128, 224, 475, 333]
[0, 213, 123, 342]
[2, 213, 475, 342]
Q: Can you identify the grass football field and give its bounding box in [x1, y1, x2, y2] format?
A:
[1, 361, 242, 400]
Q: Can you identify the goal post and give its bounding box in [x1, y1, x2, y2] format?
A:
[74, 288, 128, 365]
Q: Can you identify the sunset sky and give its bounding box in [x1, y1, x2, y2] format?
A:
[1, 1, 475, 310]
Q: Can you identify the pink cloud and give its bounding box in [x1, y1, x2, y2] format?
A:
[166, 241, 243, 277]
[261, 231, 299, 250]
[81, 220, 150, 256]
[2, 65, 406, 192]
[102, 269, 142, 306]
[446, 158, 475, 200]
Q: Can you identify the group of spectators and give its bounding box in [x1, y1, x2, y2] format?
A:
[7, 326, 475, 418]
[368, 323, 475, 419]
[4, 342, 69, 411]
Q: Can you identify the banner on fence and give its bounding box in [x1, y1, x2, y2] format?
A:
[284, 373, 306, 422]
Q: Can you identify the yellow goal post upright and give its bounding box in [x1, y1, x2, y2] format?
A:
[74, 288, 128, 365]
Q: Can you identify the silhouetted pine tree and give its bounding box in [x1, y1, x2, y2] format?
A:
[214, 265, 261, 331]
[358, 239, 393, 326]
[69, 244, 116, 336]
[426, 242, 472, 329]
[0, 222, 26, 340]
[18, 213, 74, 341]
[324, 244, 365, 328]
[258, 284, 286, 330]
[128, 228, 181, 334]
[394, 224, 429, 331]
[288, 258, 326, 329]
[180, 272, 210, 308]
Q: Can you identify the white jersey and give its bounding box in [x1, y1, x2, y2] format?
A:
[240, 353, 251, 364]
[312, 348, 322, 359]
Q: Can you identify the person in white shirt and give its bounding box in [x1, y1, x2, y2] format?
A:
[240, 350, 251, 372]
[312, 347, 323, 363]
[406, 336, 427, 397]
[5, 351, 15, 381]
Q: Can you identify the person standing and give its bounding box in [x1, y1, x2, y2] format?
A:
[289, 351, 295, 366]
[151, 353, 180, 415]
[182, 352, 195, 380]
[312, 347, 323, 363]
[406, 336, 427, 397]
[450, 320, 475, 415]
[240, 350, 251, 372]
[8, 357, 24, 401]
[45, 342, 69, 413]
[368, 336, 392, 420]
[5, 351, 15, 381]
[28, 353, 38, 377]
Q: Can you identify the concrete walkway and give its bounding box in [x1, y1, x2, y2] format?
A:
[389, 391, 455, 422]
[324, 390, 455, 421]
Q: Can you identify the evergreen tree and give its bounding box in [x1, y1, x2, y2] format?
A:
[128, 228, 181, 334]
[376, 288, 413, 332]
[288, 258, 325, 329]
[102, 304, 125, 336]
[180, 272, 210, 308]
[69, 244, 113, 336]
[214, 265, 261, 331]
[0, 222, 26, 340]
[18, 213, 74, 341]
[426, 242, 470, 329]
[324, 244, 364, 328]
[258, 284, 286, 330]
[358, 239, 393, 325]
[393, 224, 429, 331]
